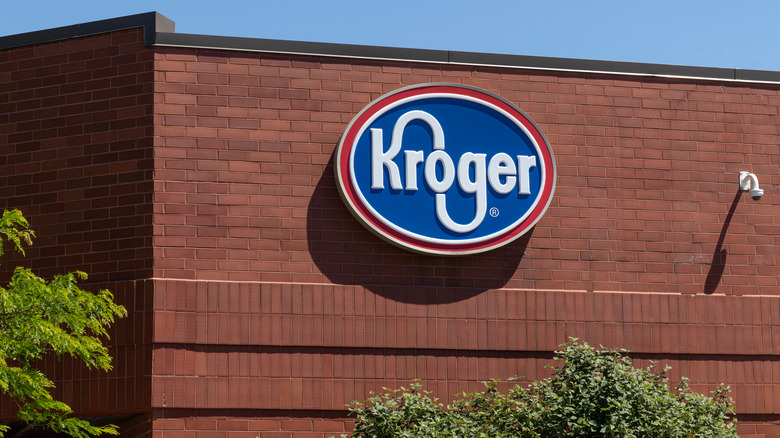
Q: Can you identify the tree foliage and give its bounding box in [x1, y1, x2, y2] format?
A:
[0, 209, 127, 438]
[345, 339, 738, 437]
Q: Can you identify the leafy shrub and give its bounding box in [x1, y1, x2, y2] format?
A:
[344, 339, 738, 437]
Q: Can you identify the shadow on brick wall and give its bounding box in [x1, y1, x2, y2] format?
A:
[307, 158, 527, 303]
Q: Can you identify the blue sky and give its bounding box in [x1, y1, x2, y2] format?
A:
[2, 0, 779, 71]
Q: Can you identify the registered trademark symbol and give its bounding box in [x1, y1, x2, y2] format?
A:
[489, 207, 499, 218]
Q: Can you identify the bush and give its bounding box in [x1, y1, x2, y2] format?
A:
[344, 340, 738, 437]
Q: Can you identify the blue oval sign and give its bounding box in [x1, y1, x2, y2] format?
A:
[335, 83, 556, 255]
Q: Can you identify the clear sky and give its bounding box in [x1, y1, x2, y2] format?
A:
[2, 0, 780, 72]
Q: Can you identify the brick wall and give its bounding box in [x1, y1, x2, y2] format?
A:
[153, 413, 353, 438]
[151, 44, 780, 435]
[152, 48, 780, 294]
[0, 27, 154, 419]
[0, 27, 155, 282]
[151, 280, 780, 413]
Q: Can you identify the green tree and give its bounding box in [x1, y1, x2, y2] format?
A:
[345, 339, 738, 437]
[0, 209, 126, 438]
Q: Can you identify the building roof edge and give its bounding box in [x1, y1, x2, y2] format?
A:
[3, 12, 780, 85]
[154, 32, 780, 84]
[0, 12, 174, 50]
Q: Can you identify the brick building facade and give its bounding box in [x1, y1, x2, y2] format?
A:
[2, 11, 780, 437]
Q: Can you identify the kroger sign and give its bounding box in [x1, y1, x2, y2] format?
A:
[335, 84, 556, 255]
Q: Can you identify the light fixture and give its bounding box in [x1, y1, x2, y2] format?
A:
[739, 171, 763, 201]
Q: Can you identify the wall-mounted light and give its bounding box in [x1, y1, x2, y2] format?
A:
[739, 171, 763, 201]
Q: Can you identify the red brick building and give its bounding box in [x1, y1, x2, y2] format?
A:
[2, 11, 780, 437]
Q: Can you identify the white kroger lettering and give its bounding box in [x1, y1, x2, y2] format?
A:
[371, 110, 536, 233]
[404, 150, 424, 191]
[441, 152, 487, 233]
[487, 153, 516, 195]
[371, 110, 444, 190]
[424, 150, 455, 192]
[517, 155, 536, 195]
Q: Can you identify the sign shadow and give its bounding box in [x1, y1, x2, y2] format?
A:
[307, 158, 526, 304]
